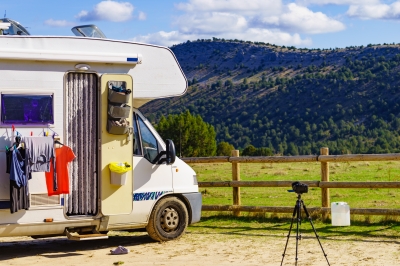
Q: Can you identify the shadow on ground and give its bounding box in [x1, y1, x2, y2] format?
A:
[189, 215, 400, 244]
[0, 233, 154, 260]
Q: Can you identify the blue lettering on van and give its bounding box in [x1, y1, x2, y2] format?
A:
[133, 191, 172, 201]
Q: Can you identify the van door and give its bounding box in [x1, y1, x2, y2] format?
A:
[100, 74, 133, 215]
[131, 112, 173, 222]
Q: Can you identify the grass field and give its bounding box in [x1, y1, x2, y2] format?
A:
[190, 160, 400, 210]
[189, 160, 400, 234]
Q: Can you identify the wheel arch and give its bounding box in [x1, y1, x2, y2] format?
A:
[172, 194, 193, 224]
[149, 193, 192, 224]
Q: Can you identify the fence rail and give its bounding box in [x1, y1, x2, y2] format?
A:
[182, 148, 400, 218]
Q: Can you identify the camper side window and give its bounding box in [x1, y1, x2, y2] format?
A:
[133, 114, 142, 156]
[137, 116, 159, 163]
[1, 94, 54, 124]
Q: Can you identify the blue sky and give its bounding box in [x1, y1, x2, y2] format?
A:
[2, 0, 400, 48]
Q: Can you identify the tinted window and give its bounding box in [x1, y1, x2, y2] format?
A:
[1, 94, 54, 124]
[133, 114, 142, 156]
[138, 116, 158, 163]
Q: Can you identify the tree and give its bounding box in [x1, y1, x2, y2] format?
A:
[225, 79, 233, 88]
[156, 110, 217, 157]
[242, 145, 256, 156]
[254, 147, 273, 156]
[287, 142, 299, 155]
[216, 142, 235, 156]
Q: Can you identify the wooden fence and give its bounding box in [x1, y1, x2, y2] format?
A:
[182, 148, 400, 218]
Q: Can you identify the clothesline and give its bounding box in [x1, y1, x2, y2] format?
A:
[3, 125, 60, 151]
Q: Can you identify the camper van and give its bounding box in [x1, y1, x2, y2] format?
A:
[0, 19, 201, 242]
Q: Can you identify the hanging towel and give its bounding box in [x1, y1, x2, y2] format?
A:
[23, 137, 57, 191]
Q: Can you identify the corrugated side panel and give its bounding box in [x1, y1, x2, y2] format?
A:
[30, 193, 60, 206]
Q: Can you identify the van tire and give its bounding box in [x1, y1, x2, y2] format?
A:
[146, 196, 188, 242]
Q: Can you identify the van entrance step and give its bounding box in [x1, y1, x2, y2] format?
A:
[65, 227, 108, 241]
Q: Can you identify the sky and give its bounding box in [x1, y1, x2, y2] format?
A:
[2, 0, 400, 48]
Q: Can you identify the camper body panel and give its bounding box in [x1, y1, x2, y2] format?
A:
[0, 36, 187, 105]
[0, 220, 101, 237]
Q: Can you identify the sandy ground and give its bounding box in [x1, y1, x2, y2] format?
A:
[0, 229, 399, 266]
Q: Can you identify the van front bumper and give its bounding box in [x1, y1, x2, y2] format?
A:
[182, 192, 202, 224]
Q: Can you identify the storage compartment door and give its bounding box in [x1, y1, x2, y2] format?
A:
[100, 74, 133, 215]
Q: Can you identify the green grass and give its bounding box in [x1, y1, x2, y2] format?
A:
[191, 161, 400, 209]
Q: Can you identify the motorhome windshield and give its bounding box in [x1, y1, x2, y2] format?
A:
[71, 25, 106, 38]
[0, 18, 30, 35]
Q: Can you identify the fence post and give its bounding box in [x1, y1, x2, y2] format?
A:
[320, 147, 330, 221]
[232, 150, 241, 217]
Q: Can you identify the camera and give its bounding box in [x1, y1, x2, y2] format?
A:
[291, 181, 308, 194]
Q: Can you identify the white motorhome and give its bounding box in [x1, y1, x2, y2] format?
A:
[0, 19, 201, 242]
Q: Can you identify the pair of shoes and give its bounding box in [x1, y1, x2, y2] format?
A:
[112, 118, 130, 127]
[110, 246, 129, 255]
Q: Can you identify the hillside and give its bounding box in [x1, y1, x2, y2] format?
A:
[141, 39, 400, 155]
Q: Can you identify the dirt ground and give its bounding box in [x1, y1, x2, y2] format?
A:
[0, 228, 399, 266]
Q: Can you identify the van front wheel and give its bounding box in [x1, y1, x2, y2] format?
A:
[146, 196, 188, 242]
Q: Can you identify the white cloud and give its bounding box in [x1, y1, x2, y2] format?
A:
[131, 31, 189, 47]
[173, 1, 344, 36]
[138, 11, 147, 21]
[132, 29, 311, 47]
[131, 0, 345, 46]
[232, 28, 312, 46]
[255, 3, 346, 34]
[76, 1, 134, 22]
[44, 19, 74, 27]
[175, 0, 283, 15]
[174, 12, 248, 35]
[347, 1, 400, 20]
[297, 0, 379, 5]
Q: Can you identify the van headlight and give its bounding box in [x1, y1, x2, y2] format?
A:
[193, 175, 198, 185]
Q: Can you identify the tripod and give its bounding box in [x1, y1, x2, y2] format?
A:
[280, 193, 330, 266]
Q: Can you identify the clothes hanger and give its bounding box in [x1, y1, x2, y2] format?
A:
[8, 132, 24, 151]
[54, 137, 64, 146]
[54, 140, 64, 146]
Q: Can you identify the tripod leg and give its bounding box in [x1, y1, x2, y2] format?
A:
[301, 200, 331, 266]
[295, 198, 301, 266]
[280, 203, 298, 266]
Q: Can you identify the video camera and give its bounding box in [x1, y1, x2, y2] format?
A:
[291, 181, 308, 194]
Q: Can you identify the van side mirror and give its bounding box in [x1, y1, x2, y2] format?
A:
[153, 139, 176, 165]
[165, 139, 176, 165]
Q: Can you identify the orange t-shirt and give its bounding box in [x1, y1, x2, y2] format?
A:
[45, 146, 76, 196]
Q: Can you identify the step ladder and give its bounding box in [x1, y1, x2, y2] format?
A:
[65, 226, 108, 241]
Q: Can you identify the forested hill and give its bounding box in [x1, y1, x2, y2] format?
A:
[141, 39, 400, 155]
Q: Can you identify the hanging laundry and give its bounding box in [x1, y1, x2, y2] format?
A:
[23, 136, 57, 190]
[5, 134, 23, 174]
[45, 145, 76, 196]
[9, 148, 31, 213]
[5, 149, 12, 174]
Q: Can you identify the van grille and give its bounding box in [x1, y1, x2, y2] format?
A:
[30, 194, 60, 206]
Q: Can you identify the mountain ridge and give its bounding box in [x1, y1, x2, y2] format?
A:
[141, 39, 400, 155]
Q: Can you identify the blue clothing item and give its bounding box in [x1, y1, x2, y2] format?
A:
[9, 149, 28, 187]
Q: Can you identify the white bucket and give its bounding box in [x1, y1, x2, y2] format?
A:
[331, 202, 350, 226]
[110, 171, 127, 186]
